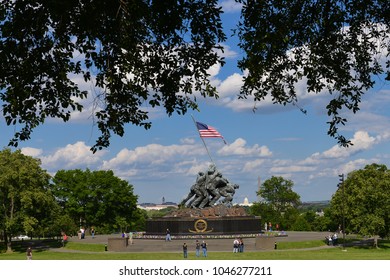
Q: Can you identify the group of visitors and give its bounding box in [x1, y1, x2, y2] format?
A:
[80, 227, 85, 239]
[264, 222, 280, 232]
[182, 237, 247, 258]
[77, 227, 96, 239]
[183, 240, 208, 258]
[121, 231, 134, 244]
[233, 237, 244, 253]
[326, 232, 338, 246]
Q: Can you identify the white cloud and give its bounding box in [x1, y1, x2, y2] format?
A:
[217, 73, 243, 98]
[109, 168, 139, 178]
[21, 147, 43, 157]
[242, 159, 266, 172]
[218, 138, 272, 157]
[185, 161, 210, 176]
[308, 168, 334, 180]
[268, 158, 318, 175]
[180, 138, 196, 145]
[270, 165, 317, 174]
[339, 158, 379, 175]
[300, 154, 322, 166]
[221, 44, 239, 59]
[40, 141, 105, 169]
[344, 111, 390, 133]
[101, 143, 202, 170]
[208, 63, 222, 79]
[322, 131, 377, 158]
[219, 0, 242, 13]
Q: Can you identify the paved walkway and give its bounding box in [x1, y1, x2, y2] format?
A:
[59, 231, 339, 253]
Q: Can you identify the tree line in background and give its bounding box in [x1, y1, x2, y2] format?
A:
[0, 148, 146, 252]
[250, 165, 390, 240]
[1, 148, 389, 252]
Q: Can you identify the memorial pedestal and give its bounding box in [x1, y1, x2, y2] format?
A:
[255, 235, 276, 250]
[145, 205, 261, 237]
[107, 237, 128, 251]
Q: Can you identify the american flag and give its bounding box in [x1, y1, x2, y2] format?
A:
[196, 121, 226, 144]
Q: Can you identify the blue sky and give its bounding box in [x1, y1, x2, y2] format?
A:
[2, 1, 390, 205]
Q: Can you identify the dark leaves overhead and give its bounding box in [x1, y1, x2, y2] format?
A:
[236, 0, 390, 146]
[0, 0, 226, 152]
[1, 0, 389, 150]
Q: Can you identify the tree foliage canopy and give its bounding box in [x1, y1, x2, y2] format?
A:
[0, 0, 225, 152]
[0, 148, 55, 251]
[52, 169, 139, 232]
[237, 0, 390, 146]
[331, 163, 390, 238]
[1, 0, 389, 150]
[257, 176, 301, 212]
[252, 176, 301, 229]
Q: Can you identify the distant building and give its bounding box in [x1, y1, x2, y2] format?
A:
[237, 197, 253, 207]
[316, 209, 325, 217]
[138, 202, 178, 211]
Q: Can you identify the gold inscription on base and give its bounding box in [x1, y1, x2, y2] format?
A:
[189, 219, 213, 233]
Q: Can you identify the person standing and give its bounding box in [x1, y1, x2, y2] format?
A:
[239, 238, 244, 253]
[129, 231, 133, 244]
[91, 227, 95, 239]
[183, 243, 188, 258]
[62, 232, 68, 247]
[195, 240, 200, 257]
[233, 238, 239, 253]
[26, 247, 33, 260]
[165, 228, 171, 241]
[201, 241, 207, 257]
[332, 233, 338, 246]
[327, 235, 333, 246]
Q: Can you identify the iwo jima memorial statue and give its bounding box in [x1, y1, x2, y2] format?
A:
[145, 120, 261, 237]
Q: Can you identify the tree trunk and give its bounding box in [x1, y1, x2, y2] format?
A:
[4, 233, 12, 253]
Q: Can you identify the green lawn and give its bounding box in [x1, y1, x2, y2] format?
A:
[1, 239, 389, 260]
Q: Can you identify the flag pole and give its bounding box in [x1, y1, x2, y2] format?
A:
[191, 115, 215, 164]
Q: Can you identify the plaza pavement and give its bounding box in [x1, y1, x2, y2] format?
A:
[65, 231, 333, 252]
